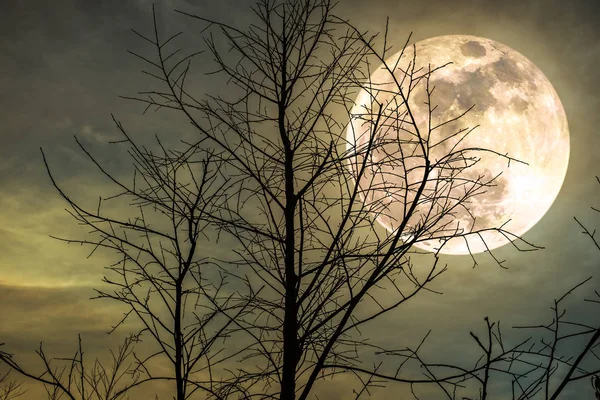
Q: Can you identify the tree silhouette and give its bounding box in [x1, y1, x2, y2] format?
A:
[1, 123, 253, 399]
[377, 176, 599, 399]
[120, 0, 538, 398]
[0, 362, 25, 400]
[2, 335, 139, 400]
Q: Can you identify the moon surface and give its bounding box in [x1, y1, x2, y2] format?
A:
[347, 35, 569, 255]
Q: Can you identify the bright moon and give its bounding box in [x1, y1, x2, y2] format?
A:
[348, 35, 569, 255]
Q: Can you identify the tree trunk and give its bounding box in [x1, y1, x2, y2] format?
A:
[175, 281, 185, 400]
[280, 93, 298, 399]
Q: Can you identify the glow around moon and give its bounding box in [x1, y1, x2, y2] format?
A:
[347, 35, 569, 255]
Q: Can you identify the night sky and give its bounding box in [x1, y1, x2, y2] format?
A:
[1, 0, 599, 398]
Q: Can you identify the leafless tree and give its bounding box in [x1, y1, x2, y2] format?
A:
[0, 361, 25, 400]
[0, 118, 253, 399]
[382, 279, 600, 399]
[575, 176, 600, 252]
[1, 335, 139, 400]
[377, 176, 600, 400]
[121, 0, 538, 398]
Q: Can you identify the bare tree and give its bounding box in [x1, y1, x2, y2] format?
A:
[0, 361, 25, 400]
[122, 1, 538, 398]
[575, 176, 600, 252]
[377, 175, 600, 400]
[1, 120, 252, 399]
[1, 335, 140, 400]
[384, 280, 600, 399]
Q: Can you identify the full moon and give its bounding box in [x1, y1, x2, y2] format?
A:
[347, 35, 569, 255]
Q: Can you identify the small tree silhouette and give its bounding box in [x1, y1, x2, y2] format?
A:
[377, 176, 599, 399]
[0, 362, 25, 400]
[1, 124, 254, 399]
[2, 335, 139, 400]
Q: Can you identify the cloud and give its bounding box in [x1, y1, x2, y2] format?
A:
[80, 124, 118, 143]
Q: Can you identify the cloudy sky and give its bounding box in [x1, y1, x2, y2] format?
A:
[1, 0, 599, 398]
